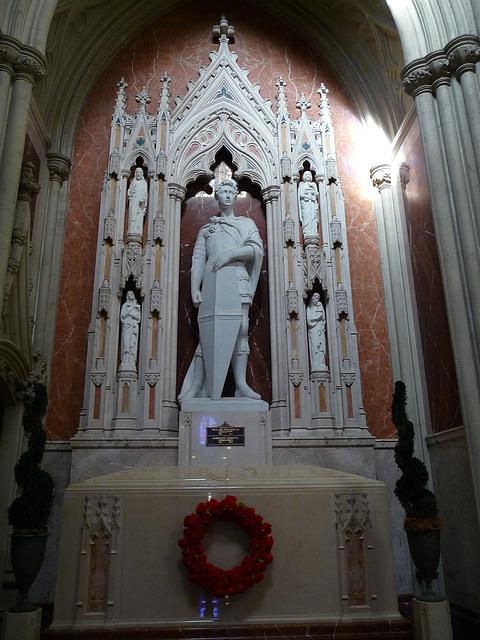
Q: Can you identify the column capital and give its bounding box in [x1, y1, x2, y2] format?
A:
[399, 163, 411, 191]
[167, 183, 186, 202]
[402, 60, 433, 98]
[0, 35, 46, 83]
[47, 153, 72, 185]
[370, 163, 392, 192]
[445, 35, 480, 78]
[261, 185, 281, 203]
[426, 52, 451, 90]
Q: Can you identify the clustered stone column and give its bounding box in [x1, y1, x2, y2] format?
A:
[402, 33, 480, 524]
[370, 162, 431, 461]
[262, 185, 288, 429]
[162, 183, 186, 429]
[33, 153, 71, 368]
[0, 35, 46, 317]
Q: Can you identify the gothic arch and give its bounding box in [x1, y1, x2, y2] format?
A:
[386, 0, 477, 61]
[170, 112, 277, 191]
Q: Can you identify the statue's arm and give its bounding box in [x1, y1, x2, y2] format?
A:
[191, 229, 207, 306]
[212, 245, 255, 272]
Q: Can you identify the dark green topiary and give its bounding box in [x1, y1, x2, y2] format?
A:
[8, 383, 54, 533]
[391, 381, 439, 523]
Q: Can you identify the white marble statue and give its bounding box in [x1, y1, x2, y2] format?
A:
[119, 291, 141, 370]
[298, 170, 319, 238]
[179, 179, 263, 401]
[306, 292, 327, 370]
[127, 167, 148, 236]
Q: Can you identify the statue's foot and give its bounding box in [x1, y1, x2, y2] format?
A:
[234, 385, 261, 400]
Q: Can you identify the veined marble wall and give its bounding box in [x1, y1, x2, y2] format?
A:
[394, 118, 461, 433]
[47, 1, 393, 440]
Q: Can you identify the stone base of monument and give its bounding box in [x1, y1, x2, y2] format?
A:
[179, 398, 271, 466]
[412, 598, 453, 640]
[3, 608, 42, 640]
[48, 465, 404, 634]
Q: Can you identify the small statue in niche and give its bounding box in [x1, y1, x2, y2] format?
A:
[298, 170, 319, 239]
[127, 167, 148, 237]
[179, 179, 263, 401]
[119, 291, 141, 371]
[306, 292, 327, 371]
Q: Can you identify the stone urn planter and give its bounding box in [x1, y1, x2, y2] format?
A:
[7, 383, 54, 613]
[10, 532, 49, 612]
[391, 381, 443, 599]
[405, 527, 442, 602]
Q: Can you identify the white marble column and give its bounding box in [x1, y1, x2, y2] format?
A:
[33, 153, 71, 369]
[6, 162, 40, 355]
[445, 36, 480, 177]
[262, 186, 288, 429]
[403, 43, 480, 527]
[370, 162, 431, 460]
[162, 183, 185, 432]
[0, 38, 16, 147]
[0, 37, 45, 318]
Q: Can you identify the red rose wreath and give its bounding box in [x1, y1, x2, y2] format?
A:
[178, 495, 274, 598]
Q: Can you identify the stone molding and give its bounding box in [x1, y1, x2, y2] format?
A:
[402, 34, 480, 96]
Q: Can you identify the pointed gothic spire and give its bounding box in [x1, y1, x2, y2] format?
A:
[276, 77, 289, 118]
[296, 92, 311, 118]
[158, 71, 171, 118]
[212, 14, 235, 44]
[113, 78, 128, 117]
[136, 86, 151, 111]
[318, 83, 331, 124]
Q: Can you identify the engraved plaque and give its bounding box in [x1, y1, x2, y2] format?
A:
[206, 422, 245, 446]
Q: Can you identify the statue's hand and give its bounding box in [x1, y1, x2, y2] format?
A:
[192, 290, 202, 307]
[212, 250, 233, 272]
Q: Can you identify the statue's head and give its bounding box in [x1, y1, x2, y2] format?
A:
[303, 171, 312, 182]
[134, 167, 144, 180]
[215, 178, 239, 200]
[311, 292, 320, 304]
[126, 291, 135, 302]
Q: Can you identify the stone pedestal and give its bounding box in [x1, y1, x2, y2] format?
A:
[50, 465, 401, 632]
[412, 598, 453, 640]
[179, 399, 271, 466]
[2, 608, 42, 640]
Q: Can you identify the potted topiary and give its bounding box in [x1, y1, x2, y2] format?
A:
[391, 380, 442, 602]
[7, 381, 54, 613]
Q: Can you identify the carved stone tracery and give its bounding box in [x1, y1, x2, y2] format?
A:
[80, 15, 368, 434]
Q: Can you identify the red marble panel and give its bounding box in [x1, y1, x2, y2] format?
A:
[47, 0, 392, 439]
[345, 525, 367, 606]
[87, 523, 110, 613]
[396, 120, 461, 433]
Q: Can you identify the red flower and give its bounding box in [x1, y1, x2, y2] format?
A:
[196, 502, 209, 514]
[183, 514, 197, 527]
[197, 513, 212, 525]
[208, 498, 220, 513]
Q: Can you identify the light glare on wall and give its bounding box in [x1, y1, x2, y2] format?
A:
[362, 118, 392, 169]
